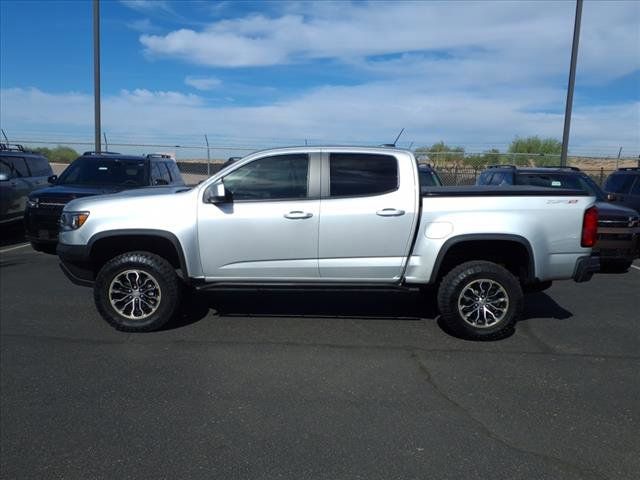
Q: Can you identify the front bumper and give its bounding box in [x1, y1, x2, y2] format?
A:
[57, 243, 94, 287]
[24, 206, 63, 243]
[573, 255, 600, 283]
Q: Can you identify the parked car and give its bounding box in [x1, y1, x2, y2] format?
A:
[477, 165, 640, 271]
[25, 152, 185, 254]
[57, 146, 599, 339]
[0, 144, 53, 225]
[417, 163, 443, 192]
[603, 167, 640, 214]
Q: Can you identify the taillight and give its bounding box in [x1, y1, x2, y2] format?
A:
[581, 206, 598, 247]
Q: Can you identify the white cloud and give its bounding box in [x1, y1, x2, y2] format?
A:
[126, 18, 159, 34]
[138, 1, 639, 85]
[184, 75, 222, 91]
[120, 0, 173, 14]
[1, 86, 638, 156]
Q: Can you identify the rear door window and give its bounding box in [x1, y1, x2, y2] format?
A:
[151, 162, 171, 184]
[0, 156, 29, 177]
[329, 153, 398, 197]
[26, 156, 52, 177]
[604, 174, 635, 194]
[164, 161, 183, 184]
[489, 172, 512, 185]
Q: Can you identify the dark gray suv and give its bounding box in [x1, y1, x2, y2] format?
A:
[0, 144, 53, 225]
[604, 167, 640, 214]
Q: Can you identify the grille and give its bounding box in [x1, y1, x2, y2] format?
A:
[598, 216, 639, 228]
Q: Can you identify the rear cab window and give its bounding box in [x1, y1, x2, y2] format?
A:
[328, 153, 398, 197]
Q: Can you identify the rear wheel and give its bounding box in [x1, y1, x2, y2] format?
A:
[437, 261, 523, 340]
[94, 251, 181, 332]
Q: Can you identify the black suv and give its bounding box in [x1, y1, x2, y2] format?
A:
[418, 163, 443, 191]
[25, 152, 185, 253]
[0, 144, 53, 225]
[603, 167, 640, 214]
[477, 165, 640, 271]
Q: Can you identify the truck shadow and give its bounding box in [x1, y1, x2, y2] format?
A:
[0, 222, 26, 248]
[169, 288, 574, 337]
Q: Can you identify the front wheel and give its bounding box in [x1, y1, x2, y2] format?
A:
[437, 261, 523, 340]
[94, 251, 181, 332]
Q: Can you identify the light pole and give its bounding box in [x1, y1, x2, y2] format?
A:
[560, 0, 583, 167]
[93, 0, 101, 153]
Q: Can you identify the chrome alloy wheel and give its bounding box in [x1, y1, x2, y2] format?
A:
[457, 279, 509, 328]
[109, 269, 161, 320]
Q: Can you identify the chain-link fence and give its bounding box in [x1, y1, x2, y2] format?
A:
[16, 137, 640, 187]
[418, 151, 638, 186]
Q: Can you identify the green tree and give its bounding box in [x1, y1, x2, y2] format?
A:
[507, 136, 561, 166]
[415, 141, 465, 164]
[30, 146, 80, 164]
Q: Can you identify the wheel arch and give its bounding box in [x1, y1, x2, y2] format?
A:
[429, 234, 536, 284]
[88, 229, 189, 278]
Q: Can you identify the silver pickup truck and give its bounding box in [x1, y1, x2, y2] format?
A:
[57, 146, 599, 339]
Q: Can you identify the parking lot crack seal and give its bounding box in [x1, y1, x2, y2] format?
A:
[410, 350, 606, 480]
[2, 333, 639, 363]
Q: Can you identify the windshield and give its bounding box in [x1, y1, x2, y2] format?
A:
[517, 173, 605, 201]
[57, 158, 149, 187]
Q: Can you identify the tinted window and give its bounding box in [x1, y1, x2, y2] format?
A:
[223, 154, 308, 200]
[151, 162, 171, 185]
[631, 177, 640, 195]
[518, 173, 605, 200]
[164, 161, 183, 184]
[57, 158, 149, 186]
[418, 167, 441, 187]
[604, 174, 636, 194]
[329, 153, 397, 197]
[477, 172, 493, 185]
[489, 172, 512, 185]
[26, 156, 52, 176]
[0, 156, 29, 177]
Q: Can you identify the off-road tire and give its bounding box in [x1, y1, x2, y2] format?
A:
[437, 260, 523, 340]
[94, 251, 181, 332]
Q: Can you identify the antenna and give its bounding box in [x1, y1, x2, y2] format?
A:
[381, 128, 405, 148]
[103, 132, 109, 150]
[392, 128, 405, 147]
[1, 129, 8, 143]
[408, 141, 414, 150]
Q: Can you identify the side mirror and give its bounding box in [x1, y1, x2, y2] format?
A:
[606, 193, 617, 201]
[153, 178, 169, 186]
[205, 181, 230, 204]
[48, 175, 58, 184]
[0, 173, 9, 182]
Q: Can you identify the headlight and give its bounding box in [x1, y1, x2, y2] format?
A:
[27, 198, 39, 208]
[59, 211, 90, 231]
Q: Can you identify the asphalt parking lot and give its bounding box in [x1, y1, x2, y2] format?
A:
[1, 230, 639, 480]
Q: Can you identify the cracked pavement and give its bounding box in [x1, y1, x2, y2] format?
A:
[1, 245, 639, 479]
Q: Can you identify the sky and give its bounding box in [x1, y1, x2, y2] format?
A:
[0, 0, 639, 158]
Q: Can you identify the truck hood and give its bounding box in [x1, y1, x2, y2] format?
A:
[595, 201, 639, 219]
[63, 185, 192, 212]
[29, 184, 125, 201]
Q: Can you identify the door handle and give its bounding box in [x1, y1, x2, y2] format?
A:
[376, 208, 405, 217]
[284, 211, 313, 219]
